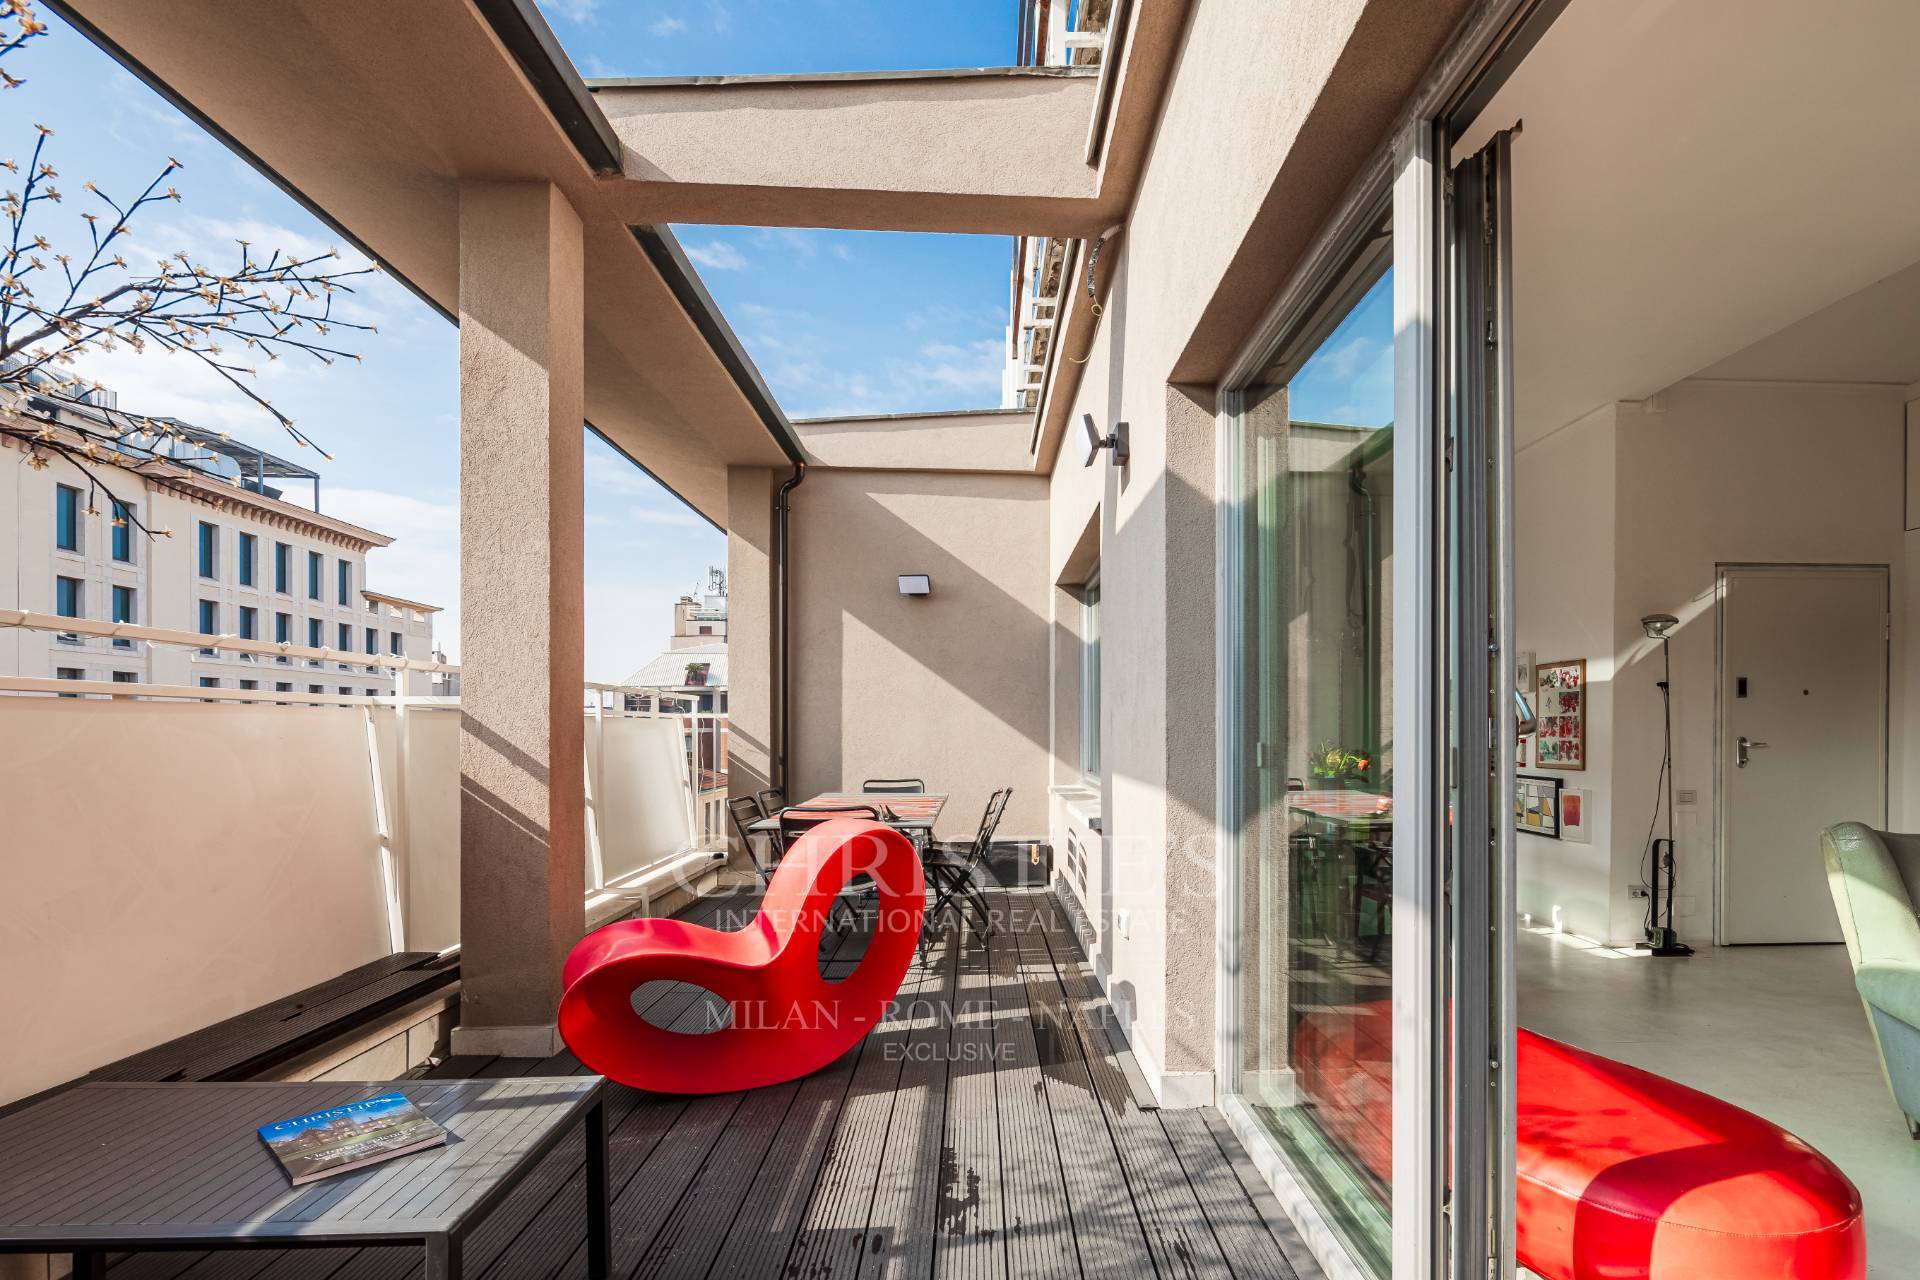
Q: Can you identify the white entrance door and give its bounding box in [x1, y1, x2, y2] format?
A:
[1719, 565, 1887, 944]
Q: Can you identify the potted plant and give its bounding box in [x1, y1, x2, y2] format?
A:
[1310, 743, 1372, 790]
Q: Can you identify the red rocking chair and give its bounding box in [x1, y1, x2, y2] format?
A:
[557, 816, 925, 1094]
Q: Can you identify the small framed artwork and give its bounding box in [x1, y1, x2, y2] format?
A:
[1534, 658, 1587, 770]
[1561, 787, 1591, 844]
[1515, 774, 1563, 839]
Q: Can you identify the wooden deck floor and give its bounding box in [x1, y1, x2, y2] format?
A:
[103, 888, 1318, 1280]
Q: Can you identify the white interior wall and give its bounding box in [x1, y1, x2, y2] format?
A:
[1514, 405, 1617, 942]
[1611, 382, 1911, 945]
[1517, 382, 1913, 947]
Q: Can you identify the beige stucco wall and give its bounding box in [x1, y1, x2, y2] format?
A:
[794, 410, 1034, 473]
[0, 695, 697, 1106]
[1041, 0, 1470, 1104]
[788, 468, 1050, 841]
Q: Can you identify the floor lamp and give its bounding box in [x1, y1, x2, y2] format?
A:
[1641, 613, 1693, 957]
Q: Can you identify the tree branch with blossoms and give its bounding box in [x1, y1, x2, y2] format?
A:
[0, 0, 378, 538]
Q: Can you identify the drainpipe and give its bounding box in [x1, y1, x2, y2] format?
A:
[774, 462, 806, 794]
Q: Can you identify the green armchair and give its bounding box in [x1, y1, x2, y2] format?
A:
[1822, 822, 1920, 1138]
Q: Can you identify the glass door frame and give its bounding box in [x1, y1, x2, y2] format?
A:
[1211, 4, 1564, 1278]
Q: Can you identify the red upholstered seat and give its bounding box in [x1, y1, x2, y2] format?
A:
[1518, 1030, 1864, 1279]
[1293, 1002, 1865, 1278]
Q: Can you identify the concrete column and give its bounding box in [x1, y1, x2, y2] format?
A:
[726, 466, 775, 810]
[452, 181, 586, 1057]
[1160, 383, 1219, 1106]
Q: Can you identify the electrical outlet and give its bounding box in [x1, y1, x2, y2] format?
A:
[1629, 884, 1651, 900]
[1675, 789, 1699, 806]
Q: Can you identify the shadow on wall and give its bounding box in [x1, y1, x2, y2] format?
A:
[790, 469, 1050, 839]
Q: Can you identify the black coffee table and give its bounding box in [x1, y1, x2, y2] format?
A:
[0, 1077, 607, 1280]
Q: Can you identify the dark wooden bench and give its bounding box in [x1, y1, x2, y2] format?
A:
[4, 951, 458, 1116]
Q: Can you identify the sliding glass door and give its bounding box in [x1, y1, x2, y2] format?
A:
[1226, 223, 1398, 1274]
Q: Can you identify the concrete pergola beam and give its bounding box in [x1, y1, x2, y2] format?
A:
[590, 68, 1108, 236]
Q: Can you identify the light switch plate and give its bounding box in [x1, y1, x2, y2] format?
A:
[1116, 907, 1131, 939]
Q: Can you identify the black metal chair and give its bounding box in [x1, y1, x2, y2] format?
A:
[923, 787, 1010, 941]
[861, 777, 926, 794]
[755, 786, 786, 817]
[727, 794, 772, 883]
[779, 803, 886, 931]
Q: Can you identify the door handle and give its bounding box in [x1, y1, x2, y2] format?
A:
[1737, 736, 1770, 768]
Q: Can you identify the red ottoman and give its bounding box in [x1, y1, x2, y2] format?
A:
[1518, 1030, 1865, 1280]
[1292, 1003, 1866, 1277]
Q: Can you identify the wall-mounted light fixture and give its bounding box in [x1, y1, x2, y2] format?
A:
[898, 574, 931, 596]
[1081, 414, 1129, 469]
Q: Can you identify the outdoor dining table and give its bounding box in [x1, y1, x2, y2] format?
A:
[747, 791, 948, 840]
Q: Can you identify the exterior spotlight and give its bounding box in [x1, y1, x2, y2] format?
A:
[1081, 414, 1129, 468]
[898, 575, 931, 596]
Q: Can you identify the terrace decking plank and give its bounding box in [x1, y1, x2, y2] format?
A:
[856, 926, 963, 1279]
[1158, 1109, 1302, 1280]
[931, 926, 1011, 1280]
[780, 937, 949, 1280]
[977, 914, 1076, 1280]
[1001, 897, 1155, 1277]
[83, 888, 1316, 1280]
[1021, 898, 1239, 1280]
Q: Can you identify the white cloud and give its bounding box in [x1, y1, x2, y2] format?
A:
[708, 0, 732, 33]
[536, 0, 600, 23]
[684, 240, 748, 272]
[649, 15, 687, 36]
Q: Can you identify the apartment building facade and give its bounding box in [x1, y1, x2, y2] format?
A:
[0, 407, 438, 698]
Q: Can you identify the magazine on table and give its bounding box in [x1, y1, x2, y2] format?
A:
[258, 1092, 448, 1185]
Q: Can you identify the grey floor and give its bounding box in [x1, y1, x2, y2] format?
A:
[1518, 928, 1920, 1277]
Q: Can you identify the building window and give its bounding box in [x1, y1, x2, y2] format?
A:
[365, 626, 377, 655]
[275, 611, 292, 662]
[238, 532, 257, 587]
[239, 679, 257, 691]
[338, 622, 352, 652]
[55, 575, 81, 641]
[389, 631, 402, 656]
[55, 484, 80, 552]
[697, 625, 712, 635]
[337, 686, 351, 696]
[239, 605, 259, 642]
[111, 501, 133, 563]
[56, 666, 82, 698]
[198, 521, 218, 579]
[112, 671, 138, 684]
[338, 559, 351, 606]
[307, 617, 323, 664]
[1080, 574, 1101, 780]
[111, 584, 135, 648]
[275, 541, 291, 593]
[307, 549, 322, 600]
[365, 688, 378, 698]
[198, 598, 219, 654]
[275, 681, 292, 693]
[307, 684, 322, 695]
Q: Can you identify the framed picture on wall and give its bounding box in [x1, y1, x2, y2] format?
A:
[1561, 787, 1591, 844]
[1515, 774, 1563, 839]
[1534, 658, 1587, 770]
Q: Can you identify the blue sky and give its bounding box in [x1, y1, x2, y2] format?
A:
[9, 3, 1017, 679]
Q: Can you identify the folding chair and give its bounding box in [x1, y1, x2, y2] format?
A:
[922, 787, 1010, 942]
[861, 777, 926, 794]
[727, 794, 772, 883]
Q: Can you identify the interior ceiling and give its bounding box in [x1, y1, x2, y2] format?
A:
[53, 0, 794, 523]
[1458, 0, 1920, 444]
